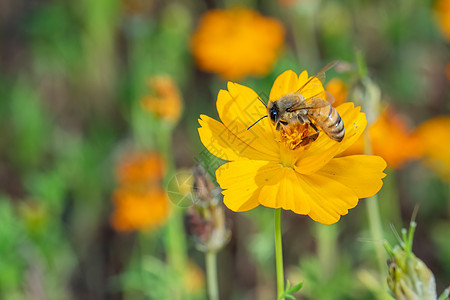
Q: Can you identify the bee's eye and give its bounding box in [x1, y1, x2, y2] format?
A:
[269, 108, 278, 121]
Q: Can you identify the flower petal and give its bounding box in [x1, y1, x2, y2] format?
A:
[316, 155, 387, 198]
[258, 167, 310, 214]
[296, 171, 360, 225]
[216, 82, 280, 157]
[269, 70, 325, 102]
[295, 102, 367, 174]
[269, 70, 301, 101]
[198, 114, 277, 161]
[216, 160, 281, 211]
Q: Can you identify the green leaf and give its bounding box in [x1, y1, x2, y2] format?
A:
[278, 281, 303, 300]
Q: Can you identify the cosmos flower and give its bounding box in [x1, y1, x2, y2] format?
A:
[111, 185, 169, 232]
[141, 76, 183, 124]
[116, 152, 166, 185]
[111, 152, 169, 232]
[342, 108, 422, 169]
[434, 0, 450, 41]
[414, 116, 450, 181]
[198, 69, 387, 224]
[191, 7, 285, 80]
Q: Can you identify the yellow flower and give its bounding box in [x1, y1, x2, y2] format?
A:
[191, 8, 285, 80]
[414, 116, 450, 181]
[325, 78, 348, 107]
[198, 69, 387, 224]
[434, 0, 450, 41]
[342, 108, 422, 169]
[141, 75, 183, 124]
[111, 185, 169, 232]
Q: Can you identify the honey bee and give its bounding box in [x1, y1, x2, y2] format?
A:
[249, 61, 345, 147]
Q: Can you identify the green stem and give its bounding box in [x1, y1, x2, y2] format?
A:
[366, 194, 386, 275]
[166, 208, 188, 299]
[162, 124, 188, 299]
[364, 130, 387, 281]
[274, 208, 285, 299]
[316, 223, 337, 281]
[206, 251, 219, 300]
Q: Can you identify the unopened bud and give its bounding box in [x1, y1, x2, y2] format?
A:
[385, 222, 438, 300]
[185, 165, 230, 252]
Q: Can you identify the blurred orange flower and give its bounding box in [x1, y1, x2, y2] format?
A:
[111, 186, 169, 232]
[111, 152, 170, 232]
[414, 116, 450, 181]
[141, 76, 183, 124]
[434, 0, 450, 41]
[326, 78, 348, 107]
[191, 8, 285, 80]
[116, 152, 165, 185]
[342, 108, 422, 169]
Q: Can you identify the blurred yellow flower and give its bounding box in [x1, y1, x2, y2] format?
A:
[141, 76, 183, 124]
[326, 78, 348, 107]
[111, 185, 169, 232]
[111, 152, 169, 232]
[198, 69, 386, 224]
[191, 8, 285, 80]
[434, 0, 450, 41]
[342, 108, 422, 169]
[184, 261, 205, 294]
[414, 116, 450, 181]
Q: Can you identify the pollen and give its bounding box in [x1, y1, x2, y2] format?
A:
[280, 123, 317, 150]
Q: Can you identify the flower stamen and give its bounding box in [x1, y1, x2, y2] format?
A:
[279, 123, 318, 150]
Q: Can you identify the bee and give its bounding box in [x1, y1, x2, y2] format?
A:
[249, 61, 345, 147]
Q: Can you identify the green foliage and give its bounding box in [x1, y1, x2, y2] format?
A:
[8, 83, 51, 169]
[278, 280, 303, 300]
[0, 198, 27, 297]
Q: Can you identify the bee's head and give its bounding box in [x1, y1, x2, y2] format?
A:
[267, 102, 280, 124]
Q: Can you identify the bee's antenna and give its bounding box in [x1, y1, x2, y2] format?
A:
[247, 115, 268, 130]
[256, 96, 267, 108]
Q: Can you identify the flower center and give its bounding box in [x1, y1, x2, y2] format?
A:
[279, 123, 317, 150]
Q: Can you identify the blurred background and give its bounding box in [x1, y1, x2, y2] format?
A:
[0, 0, 449, 299]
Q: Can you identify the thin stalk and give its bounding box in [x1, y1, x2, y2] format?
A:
[364, 129, 386, 279]
[357, 51, 387, 283]
[165, 209, 187, 299]
[274, 208, 285, 299]
[316, 223, 337, 281]
[160, 123, 188, 299]
[206, 251, 219, 300]
[366, 194, 386, 275]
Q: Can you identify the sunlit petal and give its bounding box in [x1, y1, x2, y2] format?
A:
[198, 115, 279, 161]
[296, 172, 359, 225]
[316, 155, 387, 198]
[217, 160, 281, 211]
[217, 82, 279, 156]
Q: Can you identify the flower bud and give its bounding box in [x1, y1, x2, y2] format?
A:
[185, 165, 230, 252]
[386, 222, 438, 300]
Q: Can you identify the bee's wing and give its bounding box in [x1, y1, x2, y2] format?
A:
[288, 96, 331, 111]
[294, 61, 338, 95]
[324, 91, 335, 105]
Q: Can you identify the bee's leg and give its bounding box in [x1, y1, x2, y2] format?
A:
[299, 119, 319, 146]
[276, 122, 281, 131]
